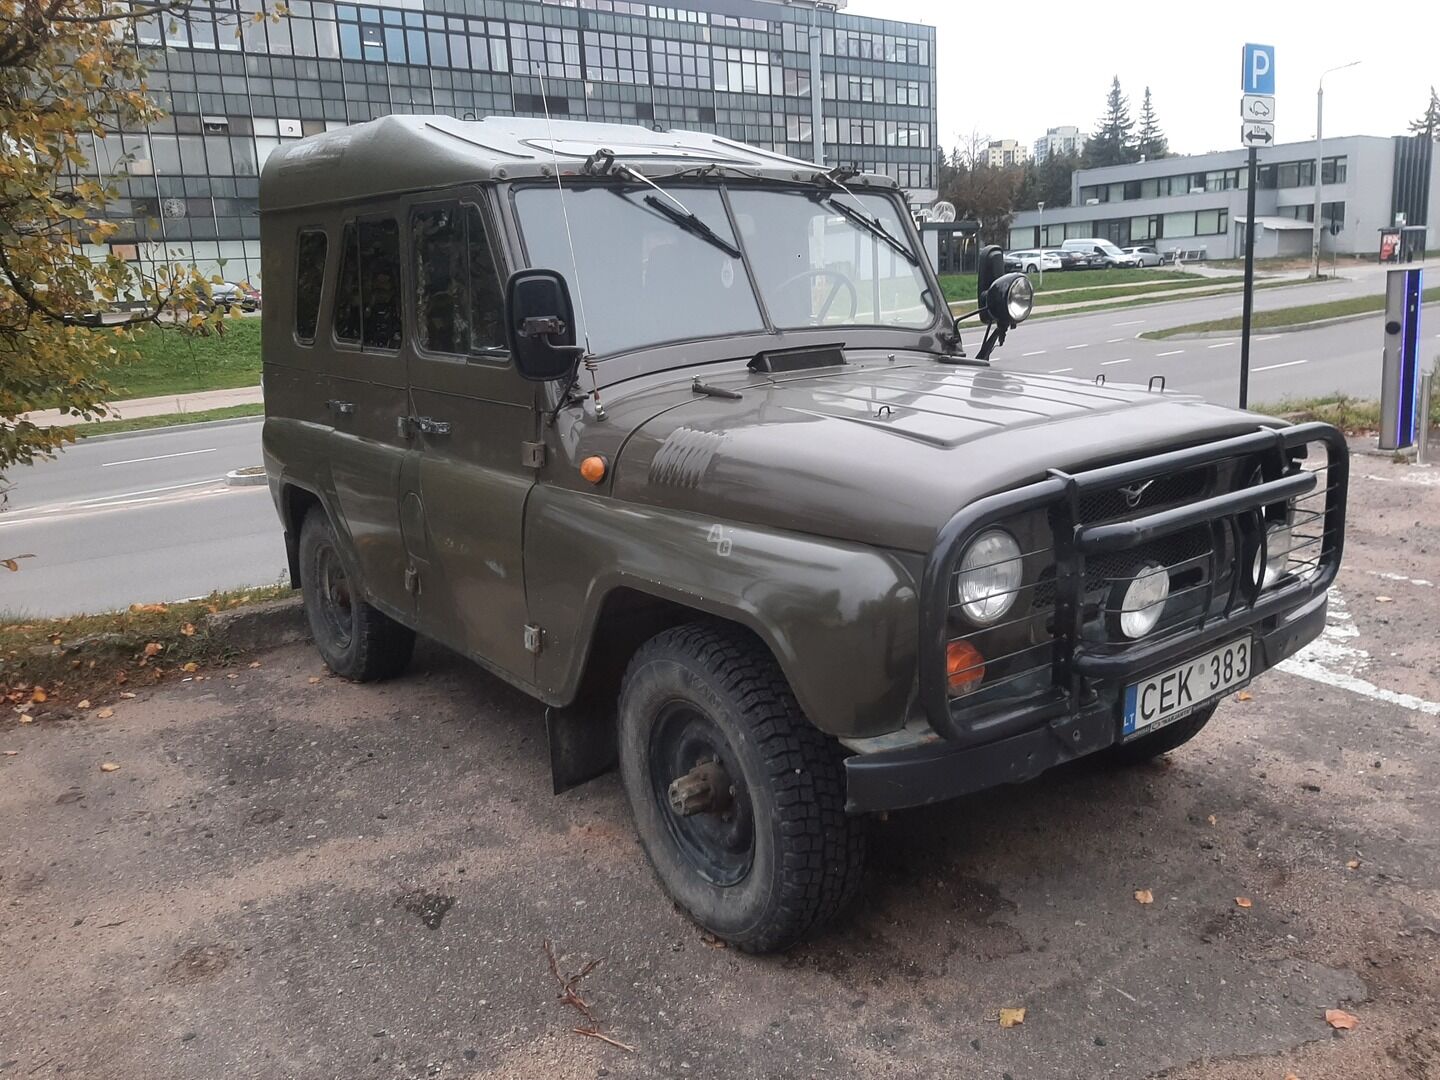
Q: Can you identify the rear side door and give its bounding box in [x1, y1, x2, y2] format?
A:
[401, 195, 540, 684]
[322, 210, 415, 621]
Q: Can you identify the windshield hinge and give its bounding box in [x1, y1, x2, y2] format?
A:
[521, 441, 546, 469]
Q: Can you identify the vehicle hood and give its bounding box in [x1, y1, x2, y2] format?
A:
[601, 351, 1278, 553]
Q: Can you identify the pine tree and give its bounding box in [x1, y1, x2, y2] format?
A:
[1086, 77, 1136, 168]
[1410, 86, 1440, 141]
[1136, 86, 1169, 159]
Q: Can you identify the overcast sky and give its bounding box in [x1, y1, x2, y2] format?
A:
[845, 0, 1440, 157]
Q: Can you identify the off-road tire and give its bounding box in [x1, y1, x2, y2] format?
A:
[617, 622, 866, 953]
[1108, 702, 1218, 766]
[298, 507, 414, 681]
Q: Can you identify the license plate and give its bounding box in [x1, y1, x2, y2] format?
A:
[1121, 638, 1253, 739]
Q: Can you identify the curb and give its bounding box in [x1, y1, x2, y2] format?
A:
[226, 466, 268, 487]
[204, 595, 308, 651]
[74, 413, 264, 443]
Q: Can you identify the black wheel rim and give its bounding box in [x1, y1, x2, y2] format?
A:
[648, 701, 755, 887]
[313, 540, 354, 651]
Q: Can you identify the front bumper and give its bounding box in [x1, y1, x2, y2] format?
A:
[846, 590, 1327, 812]
[845, 421, 1348, 813]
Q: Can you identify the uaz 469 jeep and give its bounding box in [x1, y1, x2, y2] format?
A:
[260, 117, 1348, 952]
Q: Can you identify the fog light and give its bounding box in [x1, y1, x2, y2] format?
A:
[946, 640, 985, 697]
[1263, 522, 1291, 586]
[1117, 562, 1170, 639]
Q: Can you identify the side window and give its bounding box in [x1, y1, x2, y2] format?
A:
[331, 218, 403, 350]
[410, 201, 504, 358]
[294, 229, 327, 343]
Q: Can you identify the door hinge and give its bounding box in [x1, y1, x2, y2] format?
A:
[523, 623, 544, 655]
[521, 441, 546, 468]
[404, 565, 420, 595]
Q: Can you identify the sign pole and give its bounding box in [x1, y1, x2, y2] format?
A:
[1239, 145, 1258, 409]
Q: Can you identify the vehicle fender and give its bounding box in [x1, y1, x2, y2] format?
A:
[525, 486, 919, 740]
[262, 416, 351, 589]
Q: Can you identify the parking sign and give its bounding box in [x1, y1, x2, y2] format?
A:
[1242, 43, 1275, 95]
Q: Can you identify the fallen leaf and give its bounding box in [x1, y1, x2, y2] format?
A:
[119, 692, 136, 699]
[1325, 1008, 1358, 1030]
[77, 699, 91, 710]
[308, 676, 321, 684]
[998, 1007, 1026, 1029]
[1285, 1073, 1301, 1080]
[143, 642, 161, 657]
[97, 707, 114, 719]
[1207, 814, 1217, 826]
[1375, 595, 1393, 604]
[180, 623, 196, 636]
[1235, 690, 1254, 702]
[1235, 896, 1253, 909]
[17, 715, 33, 724]
[3, 750, 17, 756]
[181, 662, 198, 673]
[1134, 889, 1154, 905]
[130, 602, 168, 614]
[99, 762, 120, 772]
[31, 687, 47, 703]
[1346, 859, 1360, 871]
[248, 660, 261, 669]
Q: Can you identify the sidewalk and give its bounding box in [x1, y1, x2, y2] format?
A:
[23, 384, 263, 428]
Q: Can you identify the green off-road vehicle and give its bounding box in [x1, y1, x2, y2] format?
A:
[260, 116, 1348, 952]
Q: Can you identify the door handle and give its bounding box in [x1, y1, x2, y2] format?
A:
[326, 399, 356, 416]
[410, 415, 451, 437]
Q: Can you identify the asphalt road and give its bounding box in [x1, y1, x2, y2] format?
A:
[3, 447, 1437, 1080]
[0, 420, 286, 617]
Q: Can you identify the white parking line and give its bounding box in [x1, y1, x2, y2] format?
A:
[1113, 320, 1146, 326]
[1105, 338, 1125, 343]
[1047, 367, 1073, 374]
[1252, 359, 1308, 372]
[1101, 358, 1132, 366]
[1207, 341, 1235, 349]
[1156, 349, 1184, 357]
[1022, 350, 1047, 357]
[102, 447, 216, 468]
[1065, 343, 1089, 350]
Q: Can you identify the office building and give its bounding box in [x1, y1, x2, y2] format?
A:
[77, 0, 937, 285]
[1033, 125, 1083, 163]
[985, 138, 1028, 168]
[1008, 134, 1437, 260]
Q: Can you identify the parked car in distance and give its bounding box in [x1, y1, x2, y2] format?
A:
[1123, 245, 1164, 267]
[1060, 238, 1138, 269]
[1005, 249, 1063, 274]
[1045, 248, 1091, 271]
[205, 281, 261, 312]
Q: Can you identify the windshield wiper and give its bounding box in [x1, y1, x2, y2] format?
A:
[815, 171, 919, 267]
[603, 163, 742, 260]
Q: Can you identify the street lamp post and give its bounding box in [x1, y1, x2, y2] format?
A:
[1312, 60, 1361, 280]
[1037, 200, 1045, 287]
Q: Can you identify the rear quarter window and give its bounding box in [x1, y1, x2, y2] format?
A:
[333, 218, 403, 350]
[294, 229, 327, 343]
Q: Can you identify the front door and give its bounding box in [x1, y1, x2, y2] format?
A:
[402, 197, 539, 685]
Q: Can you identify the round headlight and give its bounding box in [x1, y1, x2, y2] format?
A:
[1263, 522, 1291, 586]
[1005, 275, 1035, 324]
[956, 529, 1023, 625]
[1117, 563, 1170, 639]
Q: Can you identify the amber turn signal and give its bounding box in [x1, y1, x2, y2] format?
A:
[946, 639, 985, 697]
[579, 455, 607, 484]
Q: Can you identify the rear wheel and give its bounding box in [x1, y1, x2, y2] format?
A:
[617, 622, 866, 953]
[1108, 703, 1218, 766]
[298, 508, 414, 681]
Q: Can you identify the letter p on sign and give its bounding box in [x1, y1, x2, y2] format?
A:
[1243, 43, 1275, 95]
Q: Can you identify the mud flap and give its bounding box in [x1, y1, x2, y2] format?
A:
[545, 701, 618, 795]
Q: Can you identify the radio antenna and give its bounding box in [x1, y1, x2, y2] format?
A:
[536, 66, 605, 420]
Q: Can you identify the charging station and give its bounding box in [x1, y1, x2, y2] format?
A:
[1379, 267, 1424, 451]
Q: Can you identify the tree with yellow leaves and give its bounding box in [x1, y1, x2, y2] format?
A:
[0, 0, 231, 481]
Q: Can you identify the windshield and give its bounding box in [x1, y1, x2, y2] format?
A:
[1098, 241, 1124, 256]
[514, 182, 932, 357]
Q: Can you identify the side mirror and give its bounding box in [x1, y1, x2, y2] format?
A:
[983, 272, 1034, 330]
[505, 268, 583, 381]
[976, 245, 1005, 324]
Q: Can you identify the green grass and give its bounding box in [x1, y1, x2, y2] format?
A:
[1032, 276, 1244, 307]
[99, 317, 262, 399]
[1141, 287, 1440, 339]
[938, 267, 1203, 303]
[1251, 393, 1440, 433]
[72, 402, 263, 438]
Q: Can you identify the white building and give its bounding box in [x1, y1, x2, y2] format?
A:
[985, 138, 1029, 167]
[1033, 125, 1085, 163]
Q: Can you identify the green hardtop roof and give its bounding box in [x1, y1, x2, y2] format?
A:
[259, 114, 897, 212]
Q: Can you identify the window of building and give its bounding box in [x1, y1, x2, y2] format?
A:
[1321, 156, 1347, 184]
[712, 46, 771, 95]
[651, 39, 710, 89]
[1195, 208, 1226, 235]
[1130, 215, 1157, 242]
[411, 203, 503, 357]
[1162, 211, 1196, 239]
[510, 23, 580, 80]
[333, 218, 402, 350]
[294, 228, 327, 343]
[583, 31, 648, 85]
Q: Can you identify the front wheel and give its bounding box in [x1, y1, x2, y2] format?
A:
[1108, 703, 1217, 766]
[617, 623, 866, 953]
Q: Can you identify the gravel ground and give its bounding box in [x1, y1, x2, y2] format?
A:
[2, 445, 1437, 1080]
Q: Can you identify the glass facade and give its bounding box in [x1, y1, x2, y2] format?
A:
[76, 0, 937, 285]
